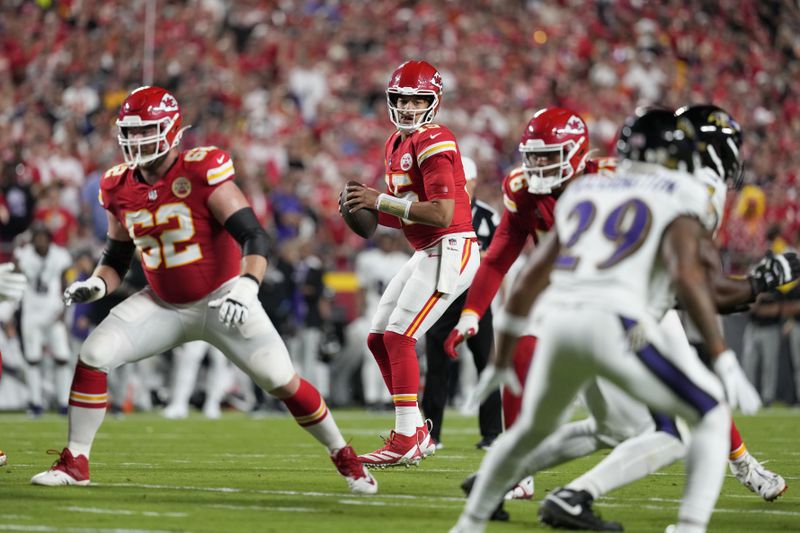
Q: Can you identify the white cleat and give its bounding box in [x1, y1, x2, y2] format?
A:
[0, 450, 6, 466]
[417, 419, 436, 458]
[31, 448, 90, 486]
[450, 514, 487, 533]
[729, 453, 788, 502]
[504, 475, 534, 500]
[162, 404, 188, 420]
[203, 404, 222, 419]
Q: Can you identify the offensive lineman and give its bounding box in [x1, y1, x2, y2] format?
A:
[453, 108, 738, 533]
[30, 86, 377, 494]
[343, 60, 479, 467]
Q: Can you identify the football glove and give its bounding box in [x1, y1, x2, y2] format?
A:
[63, 276, 107, 306]
[0, 263, 26, 302]
[465, 364, 522, 412]
[748, 251, 800, 295]
[713, 349, 762, 415]
[209, 275, 260, 327]
[444, 311, 480, 360]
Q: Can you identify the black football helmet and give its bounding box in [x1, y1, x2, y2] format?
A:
[616, 107, 698, 173]
[675, 104, 743, 189]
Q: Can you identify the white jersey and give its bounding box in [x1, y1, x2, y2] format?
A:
[541, 161, 716, 317]
[15, 243, 72, 315]
[355, 248, 409, 317]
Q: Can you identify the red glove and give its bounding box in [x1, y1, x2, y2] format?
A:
[444, 311, 480, 360]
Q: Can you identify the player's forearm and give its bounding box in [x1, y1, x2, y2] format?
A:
[674, 276, 727, 356]
[405, 199, 454, 227]
[712, 276, 755, 312]
[241, 255, 267, 284]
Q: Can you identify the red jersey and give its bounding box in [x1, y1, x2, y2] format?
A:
[382, 124, 473, 250]
[462, 158, 616, 317]
[99, 146, 242, 304]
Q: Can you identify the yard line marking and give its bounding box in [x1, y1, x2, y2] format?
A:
[0, 526, 177, 533]
[60, 506, 188, 518]
[207, 504, 315, 513]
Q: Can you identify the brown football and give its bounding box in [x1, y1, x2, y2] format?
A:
[339, 180, 378, 239]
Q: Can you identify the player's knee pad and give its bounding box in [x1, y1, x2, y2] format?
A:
[80, 328, 128, 371]
[246, 345, 295, 392]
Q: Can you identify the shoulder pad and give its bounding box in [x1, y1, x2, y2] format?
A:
[502, 167, 528, 213]
[413, 125, 458, 166]
[181, 146, 235, 186]
[586, 157, 617, 176]
[100, 163, 129, 191]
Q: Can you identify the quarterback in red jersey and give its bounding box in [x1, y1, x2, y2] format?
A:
[343, 60, 479, 467]
[30, 86, 376, 494]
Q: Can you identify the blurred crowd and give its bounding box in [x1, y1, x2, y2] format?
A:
[2, 0, 800, 411]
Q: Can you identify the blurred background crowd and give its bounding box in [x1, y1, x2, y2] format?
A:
[2, 0, 800, 415]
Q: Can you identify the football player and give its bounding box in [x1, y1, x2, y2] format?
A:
[453, 108, 737, 533]
[343, 60, 479, 467]
[29, 86, 377, 494]
[455, 107, 790, 519]
[15, 223, 73, 416]
[0, 262, 28, 467]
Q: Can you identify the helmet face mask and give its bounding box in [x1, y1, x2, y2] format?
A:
[519, 108, 589, 194]
[116, 86, 185, 168]
[386, 60, 443, 133]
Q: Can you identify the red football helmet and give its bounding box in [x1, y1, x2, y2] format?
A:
[519, 107, 589, 194]
[386, 60, 443, 132]
[116, 86, 186, 168]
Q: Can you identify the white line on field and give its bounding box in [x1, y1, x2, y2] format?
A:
[59, 506, 187, 518]
[207, 504, 314, 513]
[0, 526, 177, 533]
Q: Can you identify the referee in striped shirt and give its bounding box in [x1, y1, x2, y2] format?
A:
[422, 156, 502, 449]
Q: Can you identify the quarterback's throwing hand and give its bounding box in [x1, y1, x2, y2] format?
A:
[63, 276, 107, 306]
[209, 275, 260, 327]
[465, 364, 522, 412]
[444, 311, 480, 360]
[713, 349, 762, 415]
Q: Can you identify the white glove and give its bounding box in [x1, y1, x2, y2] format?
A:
[0, 263, 26, 302]
[713, 349, 762, 415]
[208, 275, 260, 327]
[465, 364, 522, 412]
[63, 276, 107, 306]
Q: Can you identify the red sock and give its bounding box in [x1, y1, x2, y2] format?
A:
[502, 335, 537, 429]
[729, 419, 747, 460]
[383, 331, 419, 405]
[68, 364, 108, 409]
[367, 332, 393, 393]
[282, 378, 329, 427]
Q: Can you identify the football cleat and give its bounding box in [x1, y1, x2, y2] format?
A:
[331, 445, 378, 494]
[31, 448, 90, 486]
[0, 450, 7, 466]
[460, 473, 510, 522]
[162, 404, 189, 419]
[539, 487, 623, 531]
[417, 419, 436, 457]
[450, 513, 487, 533]
[729, 454, 788, 502]
[358, 431, 423, 468]
[504, 475, 534, 500]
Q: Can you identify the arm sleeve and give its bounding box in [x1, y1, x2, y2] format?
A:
[462, 209, 530, 317]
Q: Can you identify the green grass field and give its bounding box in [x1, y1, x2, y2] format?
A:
[1, 407, 798, 532]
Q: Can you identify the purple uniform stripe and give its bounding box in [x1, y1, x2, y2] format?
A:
[620, 317, 718, 416]
[650, 411, 682, 441]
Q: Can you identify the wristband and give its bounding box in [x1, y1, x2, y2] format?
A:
[376, 193, 412, 219]
[494, 308, 529, 337]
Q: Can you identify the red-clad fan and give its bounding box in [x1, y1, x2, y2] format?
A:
[29, 86, 377, 494]
[343, 60, 479, 468]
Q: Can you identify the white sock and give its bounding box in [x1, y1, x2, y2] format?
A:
[26, 364, 43, 407]
[169, 342, 205, 409]
[304, 414, 347, 453]
[678, 404, 729, 528]
[395, 405, 420, 436]
[68, 405, 107, 459]
[569, 431, 686, 498]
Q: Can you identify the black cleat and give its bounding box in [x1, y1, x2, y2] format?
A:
[539, 487, 623, 531]
[460, 472, 510, 522]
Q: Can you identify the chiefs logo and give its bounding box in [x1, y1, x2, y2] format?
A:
[400, 153, 413, 171]
[560, 116, 586, 135]
[152, 93, 179, 113]
[430, 72, 443, 90]
[172, 176, 192, 198]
